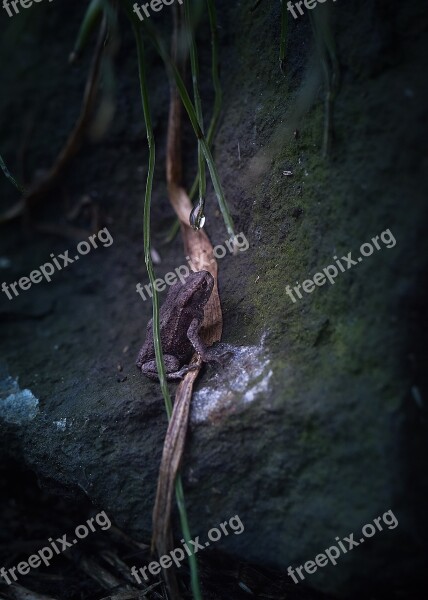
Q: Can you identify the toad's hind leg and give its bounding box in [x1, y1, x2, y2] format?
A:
[139, 355, 197, 381]
[139, 355, 180, 381]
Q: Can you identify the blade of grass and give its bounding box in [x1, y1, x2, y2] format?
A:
[175, 476, 202, 599]
[120, 0, 171, 422]
[164, 0, 223, 244]
[205, 0, 223, 160]
[119, 3, 170, 409]
[120, 3, 203, 599]
[184, 0, 223, 204]
[69, 0, 105, 63]
[140, 12, 235, 241]
[184, 0, 206, 208]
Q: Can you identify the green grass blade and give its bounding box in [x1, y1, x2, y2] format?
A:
[143, 18, 235, 239]
[189, 0, 222, 200]
[120, 0, 171, 415]
[184, 0, 206, 207]
[164, 0, 223, 244]
[175, 475, 203, 600]
[205, 0, 222, 154]
[120, 4, 204, 599]
[69, 0, 105, 63]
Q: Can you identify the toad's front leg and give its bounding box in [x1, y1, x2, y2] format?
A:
[187, 318, 227, 365]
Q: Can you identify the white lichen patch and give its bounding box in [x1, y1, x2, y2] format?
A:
[0, 374, 39, 425]
[53, 418, 67, 431]
[191, 340, 273, 424]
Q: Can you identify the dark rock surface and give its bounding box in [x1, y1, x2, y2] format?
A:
[1, 0, 428, 597]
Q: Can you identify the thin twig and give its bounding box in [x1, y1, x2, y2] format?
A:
[0, 16, 107, 224]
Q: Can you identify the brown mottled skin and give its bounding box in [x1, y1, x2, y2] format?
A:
[136, 270, 219, 381]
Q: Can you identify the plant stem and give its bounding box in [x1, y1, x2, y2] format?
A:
[164, 0, 223, 244]
[120, 3, 203, 599]
[120, 0, 172, 418]
[175, 476, 203, 600]
[206, 0, 223, 147]
[184, 0, 206, 205]
[143, 15, 235, 240]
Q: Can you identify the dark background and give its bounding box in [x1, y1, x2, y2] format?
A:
[1, 0, 428, 598]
